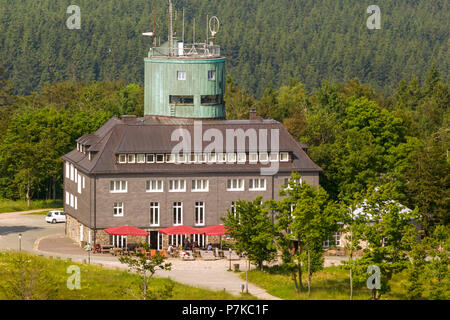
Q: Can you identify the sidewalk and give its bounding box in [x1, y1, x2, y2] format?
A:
[34, 234, 281, 300]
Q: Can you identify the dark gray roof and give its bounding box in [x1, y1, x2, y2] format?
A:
[62, 116, 322, 175]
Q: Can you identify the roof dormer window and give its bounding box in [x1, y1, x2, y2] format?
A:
[127, 154, 136, 163]
[280, 152, 289, 162]
[118, 154, 126, 164]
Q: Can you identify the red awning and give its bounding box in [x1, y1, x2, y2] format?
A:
[104, 225, 149, 236]
[197, 225, 228, 236]
[158, 225, 203, 235]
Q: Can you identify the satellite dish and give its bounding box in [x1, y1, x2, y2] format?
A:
[209, 16, 220, 37]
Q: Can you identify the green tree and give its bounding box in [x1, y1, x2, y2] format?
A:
[222, 196, 277, 270]
[119, 242, 173, 300]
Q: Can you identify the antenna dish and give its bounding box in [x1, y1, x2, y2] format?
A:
[209, 16, 220, 37]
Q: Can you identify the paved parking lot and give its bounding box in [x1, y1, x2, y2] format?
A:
[0, 211, 65, 251]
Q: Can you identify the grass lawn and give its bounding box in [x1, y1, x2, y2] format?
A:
[0, 251, 256, 300]
[239, 265, 412, 300]
[0, 199, 63, 213]
[24, 209, 64, 215]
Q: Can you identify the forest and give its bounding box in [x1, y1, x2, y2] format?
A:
[0, 0, 448, 97]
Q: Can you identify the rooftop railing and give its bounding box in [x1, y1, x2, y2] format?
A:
[149, 43, 221, 58]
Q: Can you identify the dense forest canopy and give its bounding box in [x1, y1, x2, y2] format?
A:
[0, 0, 448, 96]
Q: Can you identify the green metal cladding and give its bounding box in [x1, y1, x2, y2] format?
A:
[144, 57, 226, 118]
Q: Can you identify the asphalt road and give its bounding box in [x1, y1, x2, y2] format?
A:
[0, 211, 65, 251]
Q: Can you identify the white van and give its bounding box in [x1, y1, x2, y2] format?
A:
[45, 210, 66, 224]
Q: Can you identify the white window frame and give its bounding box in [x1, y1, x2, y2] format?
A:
[146, 180, 164, 193]
[70, 194, 74, 208]
[70, 164, 74, 181]
[208, 153, 217, 163]
[113, 202, 124, 217]
[259, 153, 269, 164]
[118, 154, 127, 164]
[197, 153, 207, 163]
[208, 70, 216, 81]
[156, 154, 165, 163]
[227, 153, 237, 163]
[227, 179, 244, 191]
[65, 162, 70, 178]
[177, 71, 186, 80]
[191, 179, 209, 192]
[195, 201, 205, 226]
[127, 154, 136, 164]
[249, 153, 258, 164]
[192, 234, 205, 247]
[269, 153, 279, 162]
[280, 152, 289, 162]
[137, 154, 145, 163]
[110, 181, 128, 193]
[66, 191, 70, 205]
[150, 202, 160, 226]
[169, 180, 186, 192]
[146, 154, 155, 163]
[77, 174, 82, 194]
[217, 153, 227, 163]
[176, 154, 187, 164]
[249, 178, 266, 191]
[237, 153, 247, 164]
[166, 154, 175, 163]
[173, 202, 183, 226]
[188, 154, 197, 164]
[82, 176, 86, 189]
[74, 196, 78, 210]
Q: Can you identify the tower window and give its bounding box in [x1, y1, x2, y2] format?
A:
[177, 71, 186, 80]
[201, 95, 222, 105]
[169, 95, 194, 105]
[208, 70, 216, 80]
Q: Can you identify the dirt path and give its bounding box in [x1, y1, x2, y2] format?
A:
[0, 209, 56, 219]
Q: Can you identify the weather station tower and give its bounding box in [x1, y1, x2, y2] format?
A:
[143, 1, 226, 119]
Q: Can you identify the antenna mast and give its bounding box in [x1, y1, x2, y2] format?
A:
[152, 0, 156, 47]
[169, 0, 173, 56]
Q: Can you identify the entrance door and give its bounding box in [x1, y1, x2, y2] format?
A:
[149, 231, 158, 250]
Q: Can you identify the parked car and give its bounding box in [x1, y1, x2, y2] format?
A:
[45, 210, 66, 224]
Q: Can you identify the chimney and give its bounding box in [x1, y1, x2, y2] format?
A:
[249, 108, 257, 120]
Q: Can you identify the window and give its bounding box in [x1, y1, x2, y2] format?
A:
[169, 95, 194, 105]
[156, 154, 164, 163]
[70, 194, 74, 208]
[231, 201, 240, 221]
[259, 153, 269, 164]
[249, 178, 266, 191]
[70, 164, 74, 181]
[284, 177, 303, 189]
[280, 152, 289, 162]
[74, 169, 78, 183]
[88, 152, 92, 161]
[74, 196, 78, 210]
[127, 154, 136, 164]
[208, 153, 217, 163]
[177, 71, 186, 80]
[166, 154, 175, 163]
[201, 95, 222, 105]
[176, 153, 187, 163]
[114, 202, 124, 217]
[66, 191, 70, 205]
[192, 234, 205, 247]
[227, 153, 236, 163]
[119, 154, 127, 164]
[208, 70, 216, 80]
[217, 153, 227, 163]
[82, 176, 85, 189]
[227, 179, 244, 191]
[146, 154, 155, 163]
[137, 154, 145, 163]
[195, 202, 205, 226]
[269, 153, 279, 162]
[192, 180, 209, 192]
[169, 234, 186, 247]
[237, 153, 246, 164]
[334, 233, 342, 247]
[188, 154, 197, 164]
[249, 153, 258, 164]
[65, 162, 70, 178]
[146, 180, 164, 192]
[169, 180, 186, 192]
[198, 153, 207, 163]
[173, 202, 183, 225]
[110, 235, 127, 248]
[77, 174, 82, 194]
[150, 202, 160, 226]
[110, 181, 127, 193]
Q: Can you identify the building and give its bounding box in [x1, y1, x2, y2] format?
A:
[62, 6, 322, 250]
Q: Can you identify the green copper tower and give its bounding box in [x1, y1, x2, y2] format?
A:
[143, 4, 226, 119]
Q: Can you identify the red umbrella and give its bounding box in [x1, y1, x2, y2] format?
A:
[158, 225, 203, 235]
[104, 225, 149, 236]
[198, 225, 228, 236]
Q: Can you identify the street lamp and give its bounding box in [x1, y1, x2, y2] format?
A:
[228, 248, 232, 271]
[18, 233, 22, 252]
